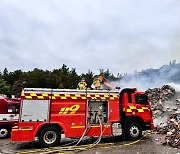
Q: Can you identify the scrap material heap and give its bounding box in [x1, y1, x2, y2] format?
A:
[162, 113, 180, 148]
[146, 85, 180, 148]
[155, 113, 180, 148]
[146, 85, 177, 118]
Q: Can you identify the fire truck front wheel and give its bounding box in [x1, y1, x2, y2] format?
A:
[0, 127, 11, 139]
[39, 126, 61, 147]
[126, 123, 142, 140]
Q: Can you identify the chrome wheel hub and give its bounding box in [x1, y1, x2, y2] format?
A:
[129, 126, 139, 137]
[43, 131, 57, 144]
[0, 128, 8, 138]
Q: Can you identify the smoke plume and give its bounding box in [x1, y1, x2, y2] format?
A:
[113, 62, 180, 126]
[116, 62, 180, 91]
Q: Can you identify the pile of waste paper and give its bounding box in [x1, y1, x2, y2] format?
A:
[154, 113, 180, 148]
[146, 85, 179, 119]
[146, 85, 180, 148]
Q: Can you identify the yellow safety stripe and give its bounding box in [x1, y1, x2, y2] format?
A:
[42, 93, 48, 97]
[37, 96, 44, 99]
[127, 109, 132, 112]
[129, 106, 136, 109]
[21, 93, 119, 100]
[30, 93, 36, 96]
[136, 109, 144, 112]
[71, 125, 110, 128]
[25, 96, 32, 99]
[71, 126, 85, 128]
[126, 106, 150, 112]
[12, 129, 32, 131]
[21, 129, 32, 131]
[12, 129, 19, 131]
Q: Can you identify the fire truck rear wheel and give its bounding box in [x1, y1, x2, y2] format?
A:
[126, 123, 142, 140]
[0, 127, 10, 139]
[39, 126, 61, 147]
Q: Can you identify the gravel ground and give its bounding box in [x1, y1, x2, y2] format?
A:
[0, 134, 179, 154]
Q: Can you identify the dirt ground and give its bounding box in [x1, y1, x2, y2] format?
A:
[0, 134, 179, 154]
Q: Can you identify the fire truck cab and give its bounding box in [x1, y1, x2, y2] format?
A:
[11, 88, 154, 147]
[0, 97, 20, 138]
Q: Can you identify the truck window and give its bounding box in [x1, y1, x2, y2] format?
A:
[135, 94, 148, 105]
[6, 104, 17, 114]
[128, 94, 132, 103]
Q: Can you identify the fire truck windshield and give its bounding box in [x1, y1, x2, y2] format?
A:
[135, 94, 148, 105]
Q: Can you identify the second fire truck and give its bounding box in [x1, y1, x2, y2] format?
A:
[11, 88, 154, 147]
[0, 97, 20, 138]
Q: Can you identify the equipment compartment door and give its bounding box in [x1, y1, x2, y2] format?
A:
[21, 100, 49, 122]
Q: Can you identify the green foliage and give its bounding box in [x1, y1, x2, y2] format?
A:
[1, 61, 180, 98]
[0, 65, 121, 97]
[67, 68, 80, 89]
[0, 79, 11, 97]
[99, 69, 120, 81]
[25, 68, 48, 88]
[12, 79, 24, 97]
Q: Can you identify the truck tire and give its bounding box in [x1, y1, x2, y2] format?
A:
[39, 126, 61, 147]
[126, 123, 142, 140]
[0, 127, 11, 139]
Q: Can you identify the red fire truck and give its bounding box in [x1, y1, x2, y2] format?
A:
[11, 88, 154, 147]
[0, 97, 20, 138]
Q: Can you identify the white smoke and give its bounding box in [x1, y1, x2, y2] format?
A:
[114, 62, 180, 92]
[168, 82, 180, 92]
[115, 73, 167, 91]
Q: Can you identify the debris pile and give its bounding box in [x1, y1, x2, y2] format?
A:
[146, 85, 177, 119]
[161, 113, 180, 148]
[146, 85, 180, 148]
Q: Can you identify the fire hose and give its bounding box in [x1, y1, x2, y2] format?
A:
[16, 106, 155, 154]
[120, 131, 156, 146]
[16, 131, 156, 154]
[65, 114, 105, 152]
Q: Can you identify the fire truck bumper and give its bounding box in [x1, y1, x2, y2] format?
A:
[11, 126, 35, 142]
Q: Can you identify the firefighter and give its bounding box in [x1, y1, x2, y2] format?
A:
[77, 78, 87, 90]
[93, 76, 103, 90]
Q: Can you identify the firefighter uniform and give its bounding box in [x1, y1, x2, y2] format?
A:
[77, 78, 87, 90]
[93, 77, 101, 90]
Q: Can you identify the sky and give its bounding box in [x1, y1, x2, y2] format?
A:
[0, 0, 180, 75]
